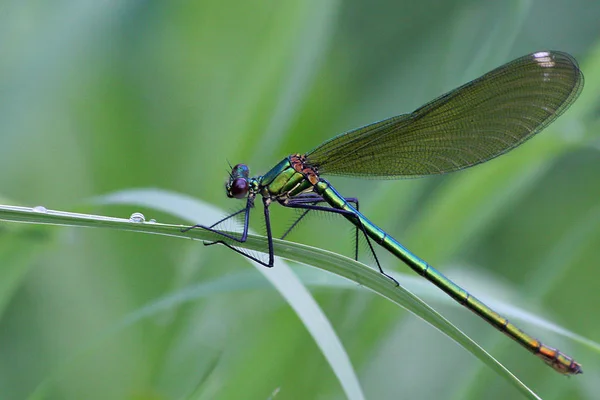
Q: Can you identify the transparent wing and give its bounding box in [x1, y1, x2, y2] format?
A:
[305, 51, 584, 178]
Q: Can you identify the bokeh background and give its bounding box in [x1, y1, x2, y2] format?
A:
[0, 1, 599, 399]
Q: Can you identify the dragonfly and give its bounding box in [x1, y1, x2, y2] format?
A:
[185, 51, 584, 375]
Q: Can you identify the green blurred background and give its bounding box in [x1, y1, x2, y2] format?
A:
[0, 1, 599, 399]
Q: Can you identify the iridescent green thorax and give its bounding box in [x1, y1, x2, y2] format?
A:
[258, 155, 315, 199]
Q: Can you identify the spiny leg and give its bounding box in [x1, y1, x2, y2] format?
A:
[190, 196, 276, 268]
[281, 208, 311, 240]
[181, 196, 252, 246]
[283, 200, 399, 286]
[281, 194, 361, 261]
[261, 196, 275, 267]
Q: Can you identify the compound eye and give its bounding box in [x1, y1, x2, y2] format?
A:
[229, 178, 249, 199]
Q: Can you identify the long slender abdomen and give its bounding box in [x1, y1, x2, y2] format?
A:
[314, 178, 581, 375]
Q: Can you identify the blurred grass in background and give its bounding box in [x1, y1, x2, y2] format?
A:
[0, 0, 599, 399]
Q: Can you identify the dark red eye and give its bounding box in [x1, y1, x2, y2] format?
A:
[229, 178, 249, 199]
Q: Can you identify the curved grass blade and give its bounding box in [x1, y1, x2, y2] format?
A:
[0, 190, 542, 399]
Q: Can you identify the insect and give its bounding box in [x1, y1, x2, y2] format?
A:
[186, 51, 584, 374]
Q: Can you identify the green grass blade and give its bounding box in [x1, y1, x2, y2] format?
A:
[0, 188, 546, 399]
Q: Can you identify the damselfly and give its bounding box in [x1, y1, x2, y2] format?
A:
[186, 51, 584, 374]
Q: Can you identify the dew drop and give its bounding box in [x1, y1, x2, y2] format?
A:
[32, 206, 47, 213]
[129, 212, 145, 223]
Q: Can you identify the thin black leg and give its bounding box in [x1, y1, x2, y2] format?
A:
[180, 192, 396, 284]
[352, 198, 360, 262]
[203, 240, 273, 267]
[181, 195, 276, 268]
[181, 196, 253, 244]
[285, 193, 358, 207]
[281, 208, 311, 240]
[262, 197, 275, 267]
[281, 194, 360, 262]
[282, 200, 399, 286]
